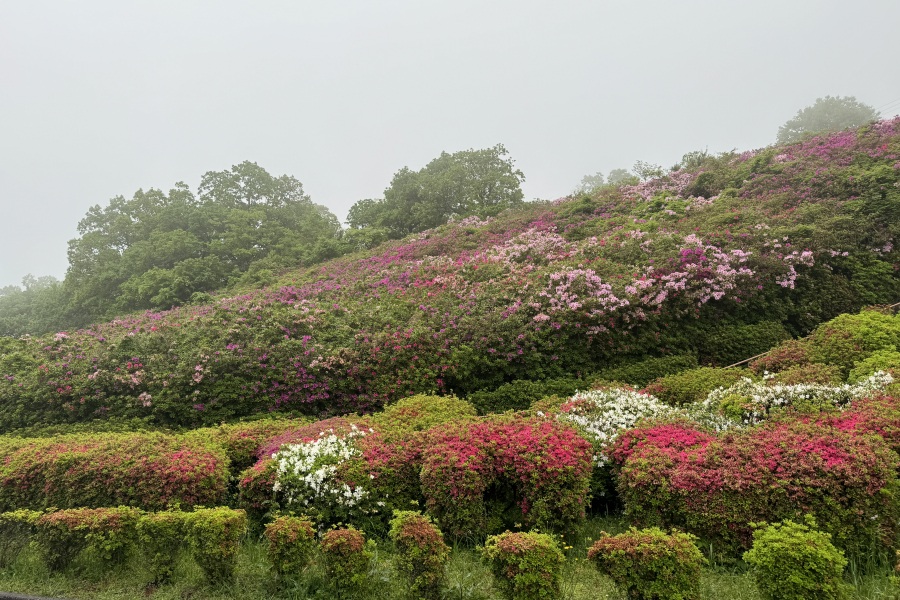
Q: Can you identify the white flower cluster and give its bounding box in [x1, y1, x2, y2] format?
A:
[272, 425, 374, 514]
[557, 388, 673, 466]
[703, 371, 893, 426]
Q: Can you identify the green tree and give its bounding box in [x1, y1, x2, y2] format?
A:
[607, 168, 638, 185]
[575, 171, 605, 194]
[347, 144, 525, 237]
[777, 96, 879, 144]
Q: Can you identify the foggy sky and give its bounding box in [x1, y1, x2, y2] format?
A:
[2, 0, 899, 288]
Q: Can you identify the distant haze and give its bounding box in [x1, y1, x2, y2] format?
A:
[1, 0, 899, 287]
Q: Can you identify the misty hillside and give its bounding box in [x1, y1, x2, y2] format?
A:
[1, 118, 899, 431]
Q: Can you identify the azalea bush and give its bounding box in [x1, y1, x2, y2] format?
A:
[33, 506, 142, 572]
[644, 367, 750, 406]
[185, 507, 248, 584]
[703, 371, 893, 425]
[743, 516, 849, 600]
[588, 527, 705, 600]
[481, 531, 564, 600]
[264, 515, 317, 582]
[612, 419, 899, 557]
[320, 526, 374, 595]
[388, 510, 450, 600]
[0, 509, 41, 568]
[420, 415, 592, 540]
[136, 510, 189, 584]
[0, 432, 229, 511]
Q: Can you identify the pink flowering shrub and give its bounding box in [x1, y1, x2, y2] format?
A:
[612, 420, 899, 557]
[0, 432, 228, 511]
[419, 415, 592, 541]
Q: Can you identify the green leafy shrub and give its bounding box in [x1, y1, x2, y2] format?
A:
[849, 348, 900, 382]
[588, 527, 705, 600]
[185, 507, 247, 584]
[595, 354, 698, 387]
[698, 321, 791, 366]
[743, 516, 849, 600]
[33, 507, 142, 572]
[372, 394, 477, 434]
[388, 510, 450, 599]
[481, 531, 564, 600]
[136, 510, 189, 584]
[264, 515, 317, 582]
[466, 378, 586, 414]
[0, 432, 229, 511]
[767, 363, 842, 385]
[807, 310, 900, 376]
[320, 527, 374, 595]
[643, 367, 750, 406]
[0, 509, 41, 568]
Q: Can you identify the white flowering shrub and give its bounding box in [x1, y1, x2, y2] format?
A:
[703, 371, 894, 425]
[272, 425, 385, 524]
[558, 388, 673, 468]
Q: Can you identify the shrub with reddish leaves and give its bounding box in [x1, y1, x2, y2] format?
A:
[389, 510, 450, 600]
[612, 420, 899, 557]
[822, 394, 900, 455]
[237, 458, 278, 520]
[588, 527, 705, 600]
[749, 339, 811, 374]
[0, 432, 228, 511]
[33, 506, 142, 572]
[420, 415, 592, 541]
[481, 531, 564, 600]
[264, 515, 317, 581]
[320, 527, 374, 593]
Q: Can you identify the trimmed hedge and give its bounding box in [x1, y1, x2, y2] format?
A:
[388, 510, 450, 600]
[320, 527, 374, 593]
[481, 531, 564, 600]
[185, 417, 308, 474]
[594, 354, 698, 387]
[588, 527, 705, 600]
[0, 509, 41, 568]
[611, 420, 899, 557]
[0, 432, 229, 511]
[33, 506, 142, 572]
[185, 507, 248, 584]
[264, 515, 317, 581]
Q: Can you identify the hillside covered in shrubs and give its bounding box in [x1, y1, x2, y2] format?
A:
[0, 118, 898, 431]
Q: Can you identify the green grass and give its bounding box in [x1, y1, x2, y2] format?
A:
[0, 516, 895, 599]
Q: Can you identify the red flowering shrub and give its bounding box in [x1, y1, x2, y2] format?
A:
[33, 506, 142, 572]
[823, 394, 900, 455]
[0, 432, 228, 511]
[237, 458, 278, 520]
[613, 420, 899, 557]
[420, 415, 592, 541]
[264, 515, 317, 581]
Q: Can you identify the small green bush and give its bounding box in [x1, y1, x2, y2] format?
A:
[588, 527, 705, 600]
[33, 507, 142, 572]
[186, 417, 308, 474]
[750, 339, 812, 374]
[466, 378, 585, 414]
[373, 394, 477, 434]
[595, 354, 699, 387]
[136, 510, 189, 584]
[643, 367, 750, 406]
[481, 531, 564, 600]
[264, 515, 317, 582]
[767, 363, 842, 385]
[389, 510, 450, 599]
[849, 348, 900, 382]
[807, 310, 900, 376]
[320, 527, 374, 595]
[185, 507, 247, 584]
[0, 509, 41, 568]
[743, 516, 849, 600]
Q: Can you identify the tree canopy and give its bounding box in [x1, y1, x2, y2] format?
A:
[347, 144, 525, 238]
[777, 96, 879, 144]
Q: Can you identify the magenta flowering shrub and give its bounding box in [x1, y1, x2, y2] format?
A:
[420, 416, 593, 540]
[0, 432, 228, 511]
[612, 419, 899, 557]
